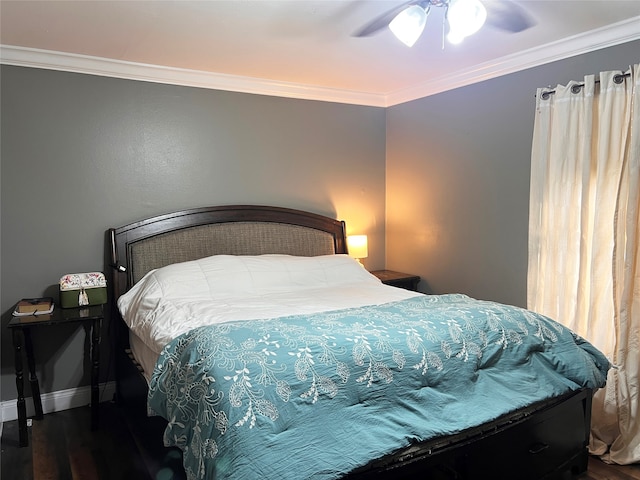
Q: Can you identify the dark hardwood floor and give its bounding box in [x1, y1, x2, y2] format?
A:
[2, 401, 639, 480]
[1, 401, 185, 480]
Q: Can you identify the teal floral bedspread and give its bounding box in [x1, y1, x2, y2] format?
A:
[148, 294, 609, 480]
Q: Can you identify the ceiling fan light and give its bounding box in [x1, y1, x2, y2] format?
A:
[389, 5, 428, 47]
[447, 0, 487, 43]
[447, 31, 465, 45]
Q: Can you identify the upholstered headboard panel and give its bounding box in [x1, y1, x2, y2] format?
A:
[128, 222, 338, 284]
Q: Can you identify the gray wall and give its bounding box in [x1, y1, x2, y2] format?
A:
[386, 39, 640, 307]
[0, 67, 386, 401]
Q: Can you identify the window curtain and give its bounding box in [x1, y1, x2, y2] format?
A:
[528, 64, 639, 464]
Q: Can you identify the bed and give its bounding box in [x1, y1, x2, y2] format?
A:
[107, 204, 609, 480]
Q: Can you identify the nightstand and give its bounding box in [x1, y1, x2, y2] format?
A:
[8, 303, 104, 447]
[371, 270, 420, 291]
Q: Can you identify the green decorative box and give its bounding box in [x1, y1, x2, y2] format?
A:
[59, 272, 107, 308]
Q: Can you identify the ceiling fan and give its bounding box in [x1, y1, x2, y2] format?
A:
[353, 0, 535, 47]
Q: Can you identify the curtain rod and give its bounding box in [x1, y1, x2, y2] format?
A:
[539, 72, 631, 100]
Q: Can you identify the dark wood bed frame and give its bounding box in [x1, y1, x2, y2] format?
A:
[107, 204, 593, 480]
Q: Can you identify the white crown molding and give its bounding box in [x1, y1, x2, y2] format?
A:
[1, 382, 116, 423]
[0, 45, 386, 107]
[386, 15, 640, 106]
[1, 16, 639, 107]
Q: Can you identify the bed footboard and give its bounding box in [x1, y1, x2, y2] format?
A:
[348, 388, 592, 480]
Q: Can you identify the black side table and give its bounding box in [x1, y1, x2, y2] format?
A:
[8, 303, 104, 447]
[371, 270, 421, 291]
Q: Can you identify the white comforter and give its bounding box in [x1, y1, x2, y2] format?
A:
[117, 254, 421, 357]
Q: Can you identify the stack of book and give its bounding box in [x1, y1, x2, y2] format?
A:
[12, 297, 54, 316]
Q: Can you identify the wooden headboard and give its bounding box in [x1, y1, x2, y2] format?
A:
[108, 205, 347, 300]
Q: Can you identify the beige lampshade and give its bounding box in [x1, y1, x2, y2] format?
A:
[347, 235, 368, 260]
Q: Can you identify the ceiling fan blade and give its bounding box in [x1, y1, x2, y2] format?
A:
[353, 0, 423, 37]
[484, 0, 536, 33]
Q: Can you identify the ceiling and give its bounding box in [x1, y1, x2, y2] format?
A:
[1, 1, 639, 106]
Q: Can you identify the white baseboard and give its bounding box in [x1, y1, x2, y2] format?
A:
[1, 381, 117, 424]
